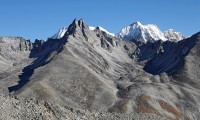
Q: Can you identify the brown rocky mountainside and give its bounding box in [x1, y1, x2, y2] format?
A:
[0, 19, 199, 120]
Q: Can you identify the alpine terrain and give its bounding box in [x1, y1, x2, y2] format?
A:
[0, 19, 199, 120]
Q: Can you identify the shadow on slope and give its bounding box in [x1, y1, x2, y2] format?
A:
[8, 38, 66, 92]
[134, 32, 200, 75]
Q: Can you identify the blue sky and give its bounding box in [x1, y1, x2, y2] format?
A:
[0, 0, 199, 40]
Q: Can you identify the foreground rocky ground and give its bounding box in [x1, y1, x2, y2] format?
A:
[0, 95, 166, 120]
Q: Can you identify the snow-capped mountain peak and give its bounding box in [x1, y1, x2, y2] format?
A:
[51, 27, 68, 39]
[116, 21, 185, 43]
[116, 22, 167, 43]
[164, 29, 185, 41]
[89, 26, 96, 31]
[89, 26, 115, 36]
[132, 21, 142, 26]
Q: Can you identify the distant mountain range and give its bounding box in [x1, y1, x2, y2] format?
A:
[116, 21, 185, 42]
[0, 18, 199, 120]
[51, 21, 186, 43]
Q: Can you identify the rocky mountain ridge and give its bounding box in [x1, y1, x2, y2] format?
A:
[0, 19, 200, 120]
[52, 21, 186, 43]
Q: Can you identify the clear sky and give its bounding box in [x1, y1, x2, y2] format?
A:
[0, 0, 200, 41]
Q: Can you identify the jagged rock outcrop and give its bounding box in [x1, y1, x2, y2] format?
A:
[0, 37, 32, 60]
[0, 37, 32, 74]
[93, 26, 119, 51]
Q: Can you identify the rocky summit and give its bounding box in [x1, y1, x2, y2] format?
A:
[0, 19, 200, 120]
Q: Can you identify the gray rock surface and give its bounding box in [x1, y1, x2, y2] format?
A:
[0, 19, 200, 120]
[0, 95, 166, 120]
